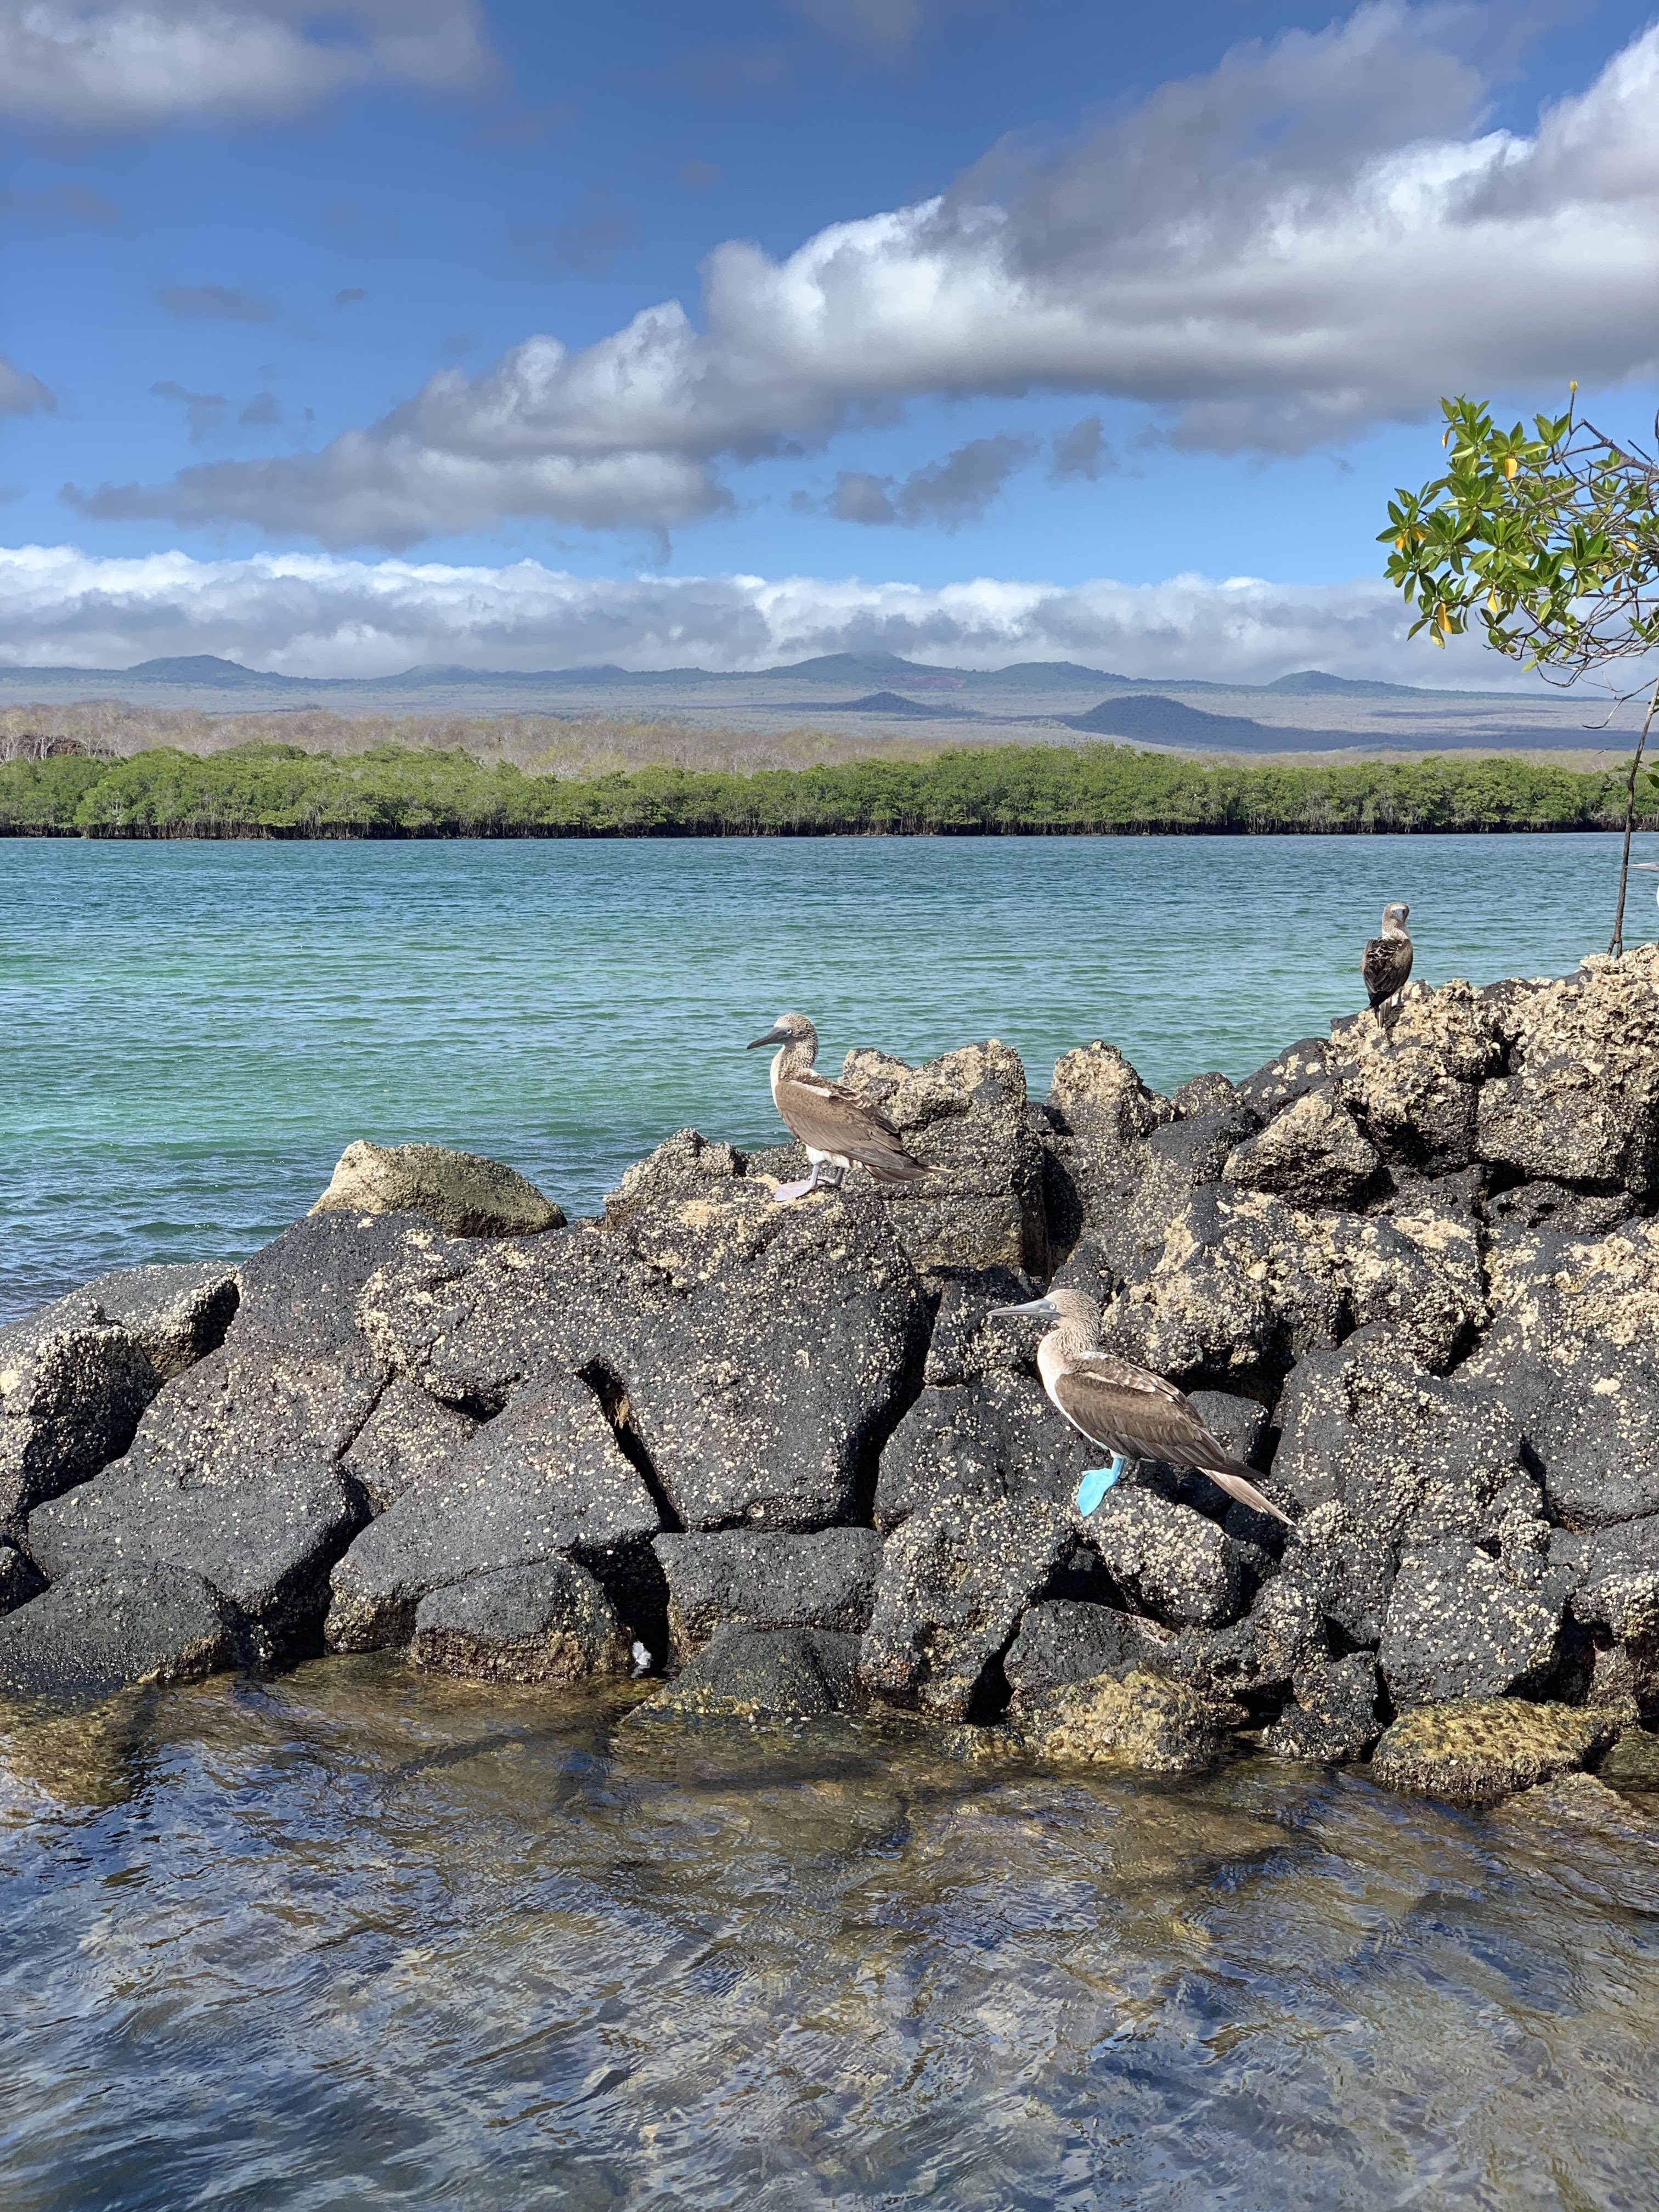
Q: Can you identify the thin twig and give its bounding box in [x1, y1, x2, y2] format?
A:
[1610, 676, 1659, 957]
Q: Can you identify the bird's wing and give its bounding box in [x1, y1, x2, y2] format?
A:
[1053, 1355, 1292, 1524]
[776, 1073, 928, 1181]
[1361, 936, 1413, 1005]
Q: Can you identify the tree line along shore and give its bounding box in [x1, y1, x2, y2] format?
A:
[2, 738, 1655, 838]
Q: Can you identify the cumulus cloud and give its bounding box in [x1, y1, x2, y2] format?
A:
[64, 7, 1659, 543]
[827, 434, 1035, 527]
[156, 283, 276, 323]
[0, 357, 55, 417]
[0, 541, 1534, 687]
[0, 0, 494, 129]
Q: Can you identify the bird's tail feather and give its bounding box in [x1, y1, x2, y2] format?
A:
[1209, 1458, 1293, 1527]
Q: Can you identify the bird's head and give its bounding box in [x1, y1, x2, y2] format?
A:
[988, 1285, 1101, 1336]
[1382, 901, 1410, 930]
[748, 1010, 818, 1052]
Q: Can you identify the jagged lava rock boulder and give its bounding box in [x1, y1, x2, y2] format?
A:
[326, 1373, 660, 1651]
[1469, 1216, 1659, 1527]
[312, 1139, 565, 1238]
[1475, 948, 1659, 1195]
[409, 1560, 630, 1685]
[23, 1213, 452, 1642]
[341, 1377, 478, 1513]
[58, 1261, 241, 1380]
[0, 1302, 161, 1537]
[838, 1040, 1049, 1275]
[860, 1495, 1073, 1718]
[0, 1564, 233, 1700]
[1264, 1654, 1383, 1762]
[363, 1177, 929, 1532]
[1004, 1600, 1176, 1699]
[655, 1527, 882, 1654]
[1370, 1698, 1621, 1804]
[1224, 1088, 1381, 1208]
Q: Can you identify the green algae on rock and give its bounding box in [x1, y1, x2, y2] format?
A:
[1370, 1697, 1621, 1804]
[311, 1139, 563, 1239]
[1022, 1667, 1221, 1774]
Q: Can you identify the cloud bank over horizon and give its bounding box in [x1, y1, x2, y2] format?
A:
[0, 543, 1547, 689]
[63, 7, 1659, 547]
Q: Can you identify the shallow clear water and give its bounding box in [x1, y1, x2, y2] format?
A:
[4, 832, 1656, 1323]
[2, 1663, 1657, 2211]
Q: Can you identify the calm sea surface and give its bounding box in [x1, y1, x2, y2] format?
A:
[4, 833, 1659, 2211]
[4, 831, 1655, 1324]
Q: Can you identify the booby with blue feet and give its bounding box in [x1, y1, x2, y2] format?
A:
[748, 1010, 930, 1204]
[990, 1286, 1293, 1525]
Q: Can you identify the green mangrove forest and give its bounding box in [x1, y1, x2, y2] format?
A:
[1, 740, 1654, 838]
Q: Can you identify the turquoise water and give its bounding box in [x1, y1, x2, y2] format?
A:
[3, 833, 1654, 1323]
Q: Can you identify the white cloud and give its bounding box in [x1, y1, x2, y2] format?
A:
[0, 1, 494, 129]
[0, 540, 1539, 687]
[64, 7, 1659, 543]
[0, 357, 55, 416]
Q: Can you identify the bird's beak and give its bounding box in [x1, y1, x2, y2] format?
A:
[988, 1296, 1060, 1322]
[747, 1025, 790, 1050]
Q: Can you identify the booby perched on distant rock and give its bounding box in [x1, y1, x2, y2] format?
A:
[990, 1286, 1293, 1525]
[747, 1010, 929, 1204]
[1362, 901, 1414, 1013]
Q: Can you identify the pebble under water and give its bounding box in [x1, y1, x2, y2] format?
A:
[2, 1663, 1658, 2210]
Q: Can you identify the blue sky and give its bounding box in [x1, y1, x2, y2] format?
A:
[4, 0, 1659, 677]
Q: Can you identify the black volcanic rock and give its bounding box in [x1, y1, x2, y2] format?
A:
[0, 1564, 233, 1700]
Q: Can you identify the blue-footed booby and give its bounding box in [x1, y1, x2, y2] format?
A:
[1362, 901, 1413, 1012]
[747, 1011, 929, 1204]
[990, 1286, 1293, 1525]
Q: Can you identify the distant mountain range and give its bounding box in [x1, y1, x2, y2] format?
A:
[0, 649, 1482, 701]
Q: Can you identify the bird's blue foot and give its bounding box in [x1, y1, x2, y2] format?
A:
[1075, 1455, 1126, 1514]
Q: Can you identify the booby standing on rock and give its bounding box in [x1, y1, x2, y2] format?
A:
[747, 1011, 930, 1204]
[1362, 901, 1414, 1013]
[990, 1286, 1293, 1525]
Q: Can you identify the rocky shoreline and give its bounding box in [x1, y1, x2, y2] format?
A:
[4, 947, 1659, 1812]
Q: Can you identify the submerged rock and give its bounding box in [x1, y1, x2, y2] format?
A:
[312, 1139, 564, 1238]
[410, 1560, 630, 1685]
[631, 1626, 861, 1722]
[1022, 1667, 1220, 1773]
[1369, 1697, 1620, 1804]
